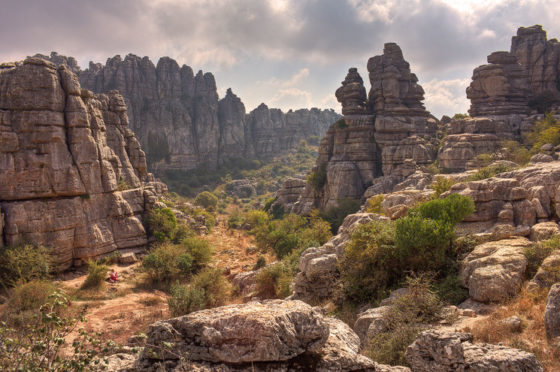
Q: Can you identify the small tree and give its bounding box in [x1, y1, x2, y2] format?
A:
[194, 191, 218, 211]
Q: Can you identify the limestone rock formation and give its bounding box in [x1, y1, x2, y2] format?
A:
[529, 250, 560, 289]
[511, 25, 560, 102]
[460, 238, 530, 303]
[0, 58, 163, 269]
[353, 306, 390, 348]
[137, 300, 390, 371]
[335, 68, 369, 115]
[444, 162, 560, 235]
[545, 283, 560, 339]
[405, 330, 543, 371]
[284, 43, 437, 213]
[467, 51, 531, 117]
[36, 52, 340, 174]
[367, 42, 428, 116]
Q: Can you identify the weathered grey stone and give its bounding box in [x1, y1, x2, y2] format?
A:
[405, 330, 543, 371]
[529, 221, 560, 241]
[0, 59, 164, 269]
[545, 283, 560, 339]
[461, 238, 530, 303]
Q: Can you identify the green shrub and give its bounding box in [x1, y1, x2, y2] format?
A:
[80, 261, 108, 290]
[270, 203, 285, 220]
[307, 163, 327, 191]
[180, 237, 213, 270]
[365, 194, 385, 214]
[320, 198, 361, 234]
[194, 191, 218, 211]
[340, 194, 474, 305]
[430, 176, 456, 198]
[524, 236, 559, 279]
[526, 113, 560, 154]
[0, 291, 114, 371]
[191, 268, 230, 308]
[168, 284, 206, 316]
[433, 273, 469, 305]
[0, 244, 51, 289]
[227, 208, 244, 229]
[244, 210, 269, 229]
[263, 197, 277, 212]
[452, 113, 468, 119]
[468, 162, 517, 181]
[340, 220, 397, 303]
[145, 207, 177, 242]
[364, 276, 443, 366]
[253, 213, 331, 259]
[6, 281, 58, 314]
[142, 239, 211, 284]
[254, 256, 267, 270]
[501, 140, 531, 165]
[254, 263, 293, 299]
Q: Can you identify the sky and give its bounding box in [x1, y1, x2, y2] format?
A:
[1, 0, 560, 118]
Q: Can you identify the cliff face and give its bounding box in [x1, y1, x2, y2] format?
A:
[440, 25, 560, 172]
[286, 43, 437, 214]
[51, 53, 340, 173]
[0, 58, 164, 270]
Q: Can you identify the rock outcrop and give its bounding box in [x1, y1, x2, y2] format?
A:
[460, 238, 530, 303]
[0, 58, 163, 269]
[511, 25, 560, 103]
[137, 300, 394, 371]
[36, 53, 340, 174]
[545, 283, 560, 339]
[285, 43, 437, 214]
[405, 330, 543, 371]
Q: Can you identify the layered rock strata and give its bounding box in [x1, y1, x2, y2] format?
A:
[37, 53, 340, 173]
[0, 58, 163, 269]
[286, 43, 437, 213]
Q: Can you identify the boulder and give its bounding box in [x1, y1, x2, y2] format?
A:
[529, 221, 560, 241]
[529, 250, 560, 289]
[353, 306, 390, 347]
[405, 330, 543, 371]
[530, 153, 554, 163]
[335, 68, 369, 115]
[461, 238, 531, 303]
[545, 283, 560, 339]
[139, 300, 383, 371]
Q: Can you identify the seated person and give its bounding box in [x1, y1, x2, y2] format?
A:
[108, 268, 119, 283]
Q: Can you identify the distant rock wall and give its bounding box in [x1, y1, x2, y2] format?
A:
[34, 53, 340, 173]
[0, 58, 164, 269]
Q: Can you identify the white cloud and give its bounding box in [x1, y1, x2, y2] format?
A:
[269, 88, 313, 109]
[423, 78, 471, 118]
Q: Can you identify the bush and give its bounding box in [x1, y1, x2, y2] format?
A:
[340, 194, 474, 305]
[244, 210, 269, 230]
[468, 162, 517, 181]
[194, 191, 218, 211]
[253, 213, 332, 259]
[227, 208, 244, 229]
[0, 244, 51, 289]
[307, 163, 327, 191]
[142, 239, 212, 284]
[6, 281, 58, 314]
[524, 236, 560, 279]
[253, 256, 267, 270]
[168, 284, 206, 316]
[364, 276, 443, 366]
[320, 198, 361, 234]
[254, 263, 293, 299]
[526, 112, 560, 154]
[430, 176, 456, 198]
[340, 220, 397, 303]
[501, 140, 531, 165]
[0, 291, 114, 371]
[80, 261, 108, 290]
[191, 268, 230, 308]
[365, 194, 385, 214]
[145, 207, 177, 242]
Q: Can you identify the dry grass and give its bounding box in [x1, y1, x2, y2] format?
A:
[467, 288, 560, 371]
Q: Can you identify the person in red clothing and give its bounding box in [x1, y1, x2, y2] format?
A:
[108, 268, 119, 283]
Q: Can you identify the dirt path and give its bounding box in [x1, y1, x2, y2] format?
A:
[57, 263, 169, 345]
